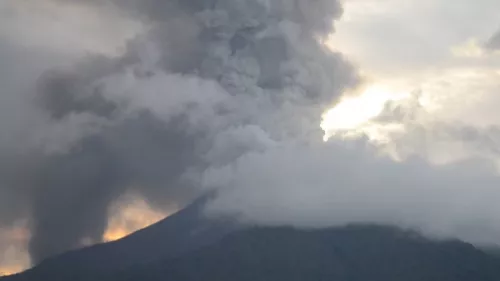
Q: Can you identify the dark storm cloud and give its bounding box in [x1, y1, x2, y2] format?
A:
[0, 0, 353, 265]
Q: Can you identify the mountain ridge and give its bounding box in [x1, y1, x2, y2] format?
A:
[3, 200, 500, 281]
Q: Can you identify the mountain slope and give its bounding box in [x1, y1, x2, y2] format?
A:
[4, 200, 500, 281]
[3, 197, 238, 281]
[110, 226, 500, 281]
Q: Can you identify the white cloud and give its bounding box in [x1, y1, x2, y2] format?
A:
[334, 0, 500, 74]
[204, 139, 500, 245]
[322, 0, 500, 167]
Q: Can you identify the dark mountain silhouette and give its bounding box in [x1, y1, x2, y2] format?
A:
[111, 226, 500, 281]
[4, 199, 500, 281]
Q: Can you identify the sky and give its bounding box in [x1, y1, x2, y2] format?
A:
[322, 0, 500, 163]
[2, 0, 500, 275]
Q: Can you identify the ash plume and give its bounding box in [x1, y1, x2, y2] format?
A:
[4, 0, 500, 268]
[0, 0, 354, 265]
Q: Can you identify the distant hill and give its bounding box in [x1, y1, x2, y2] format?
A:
[4, 200, 500, 281]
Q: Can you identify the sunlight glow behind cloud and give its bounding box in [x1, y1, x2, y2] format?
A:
[103, 195, 173, 242]
[321, 83, 410, 142]
[0, 223, 30, 277]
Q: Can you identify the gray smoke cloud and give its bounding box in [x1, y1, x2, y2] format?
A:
[202, 92, 500, 246]
[4, 0, 500, 268]
[203, 139, 500, 245]
[0, 0, 355, 265]
[485, 28, 500, 50]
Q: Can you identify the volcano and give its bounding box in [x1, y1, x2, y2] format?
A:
[3, 198, 500, 281]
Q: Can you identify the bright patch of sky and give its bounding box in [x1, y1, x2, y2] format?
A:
[323, 0, 500, 164]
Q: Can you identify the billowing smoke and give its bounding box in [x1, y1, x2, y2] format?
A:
[0, 0, 356, 265]
[6, 0, 500, 268]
